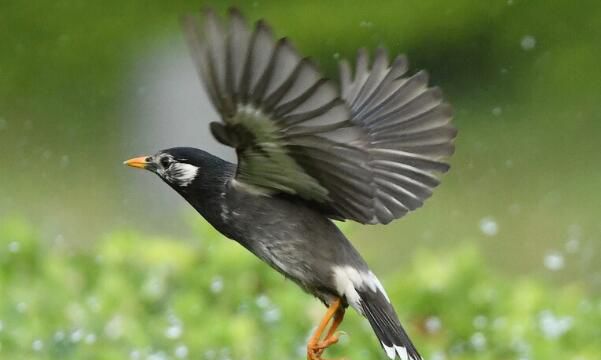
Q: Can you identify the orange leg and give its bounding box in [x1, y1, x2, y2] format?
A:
[307, 298, 346, 360]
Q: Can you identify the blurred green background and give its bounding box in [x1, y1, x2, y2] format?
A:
[1, 0, 600, 359]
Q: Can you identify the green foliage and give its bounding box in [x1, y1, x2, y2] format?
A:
[1, 217, 599, 359]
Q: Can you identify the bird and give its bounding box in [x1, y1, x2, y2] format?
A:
[125, 7, 456, 360]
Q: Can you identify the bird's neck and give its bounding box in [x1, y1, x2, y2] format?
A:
[174, 160, 237, 235]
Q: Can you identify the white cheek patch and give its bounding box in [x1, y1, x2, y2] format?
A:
[167, 163, 199, 187]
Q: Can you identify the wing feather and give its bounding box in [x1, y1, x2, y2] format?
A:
[340, 50, 457, 223]
[184, 8, 456, 225]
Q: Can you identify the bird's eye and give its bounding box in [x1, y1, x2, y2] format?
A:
[160, 157, 172, 168]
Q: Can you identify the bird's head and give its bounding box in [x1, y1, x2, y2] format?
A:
[124, 147, 220, 190]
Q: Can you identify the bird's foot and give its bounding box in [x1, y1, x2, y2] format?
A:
[307, 332, 344, 360]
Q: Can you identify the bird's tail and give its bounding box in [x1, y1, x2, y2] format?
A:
[357, 288, 422, 360]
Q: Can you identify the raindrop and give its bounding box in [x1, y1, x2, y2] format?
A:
[32, 339, 43, 351]
[60, 155, 70, 168]
[104, 315, 124, 339]
[165, 324, 183, 339]
[492, 107, 502, 116]
[255, 294, 270, 308]
[431, 351, 447, 360]
[147, 351, 168, 360]
[359, 20, 374, 28]
[538, 310, 572, 339]
[130, 350, 142, 360]
[70, 328, 84, 343]
[424, 316, 442, 334]
[263, 307, 281, 323]
[492, 317, 507, 330]
[544, 251, 564, 271]
[54, 330, 66, 342]
[472, 315, 488, 329]
[16, 302, 27, 313]
[520, 35, 536, 51]
[175, 344, 189, 358]
[470, 332, 487, 351]
[479, 217, 498, 236]
[85, 333, 97, 344]
[8, 241, 20, 253]
[210, 276, 224, 294]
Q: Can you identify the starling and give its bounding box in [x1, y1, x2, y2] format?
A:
[125, 8, 456, 360]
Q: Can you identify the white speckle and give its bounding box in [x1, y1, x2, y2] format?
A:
[255, 294, 270, 308]
[54, 330, 65, 342]
[70, 328, 84, 343]
[479, 217, 498, 236]
[493, 317, 507, 330]
[565, 224, 581, 253]
[425, 316, 442, 334]
[538, 310, 572, 339]
[473, 315, 488, 329]
[263, 307, 281, 323]
[8, 241, 20, 253]
[165, 324, 183, 339]
[431, 351, 447, 360]
[544, 251, 564, 271]
[86, 296, 101, 312]
[148, 351, 168, 360]
[359, 20, 374, 28]
[333, 52, 340, 59]
[130, 349, 142, 360]
[85, 333, 96, 344]
[104, 315, 124, 339]
[470, 332, 487, 351]
[492, 107, 502, 116]
[520, 35, 536, 51]
[32, 339, 43, 351]
[175, 344, 189, 358]
[143, 275, 165, 298]
[210, 276, 224, 294]
[60, 155, 70, 168]
[16, 302, 27, 313]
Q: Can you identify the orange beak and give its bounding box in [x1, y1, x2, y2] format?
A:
[124, 156, 150, 170]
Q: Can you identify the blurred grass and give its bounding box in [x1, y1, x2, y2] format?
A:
[1, 217, 600, 359]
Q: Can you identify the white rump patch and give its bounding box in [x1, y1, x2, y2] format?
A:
[168, 163, 199, 187]
[332, 266, 391, 313]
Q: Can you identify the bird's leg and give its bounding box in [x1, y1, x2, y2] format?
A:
[307, 298, 344, 360]
[316, 307, 345, 351]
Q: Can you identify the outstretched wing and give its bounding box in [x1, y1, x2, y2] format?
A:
[182, 8, 378, 223]
[339, 48, 457, 224]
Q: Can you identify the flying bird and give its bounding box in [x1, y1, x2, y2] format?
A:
[125, 8, 456, 360]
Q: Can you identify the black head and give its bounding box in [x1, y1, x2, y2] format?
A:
[124, 147, 231, 190]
